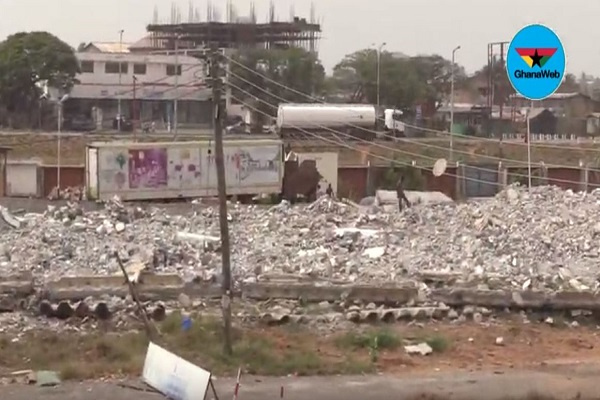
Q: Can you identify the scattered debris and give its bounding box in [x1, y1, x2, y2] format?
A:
[404, 342, 433, 356]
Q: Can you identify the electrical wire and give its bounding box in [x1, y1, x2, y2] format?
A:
[227, 85, 588, 188]
[224, 54, 600, 154]
[226, 76, 588, 186]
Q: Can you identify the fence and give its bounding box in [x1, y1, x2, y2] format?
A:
[3, 162, 599, 202]
[338, 161, 600, 201]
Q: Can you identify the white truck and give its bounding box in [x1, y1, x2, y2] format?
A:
[85, 139, 284, 201]
[276, 103, 405, 139]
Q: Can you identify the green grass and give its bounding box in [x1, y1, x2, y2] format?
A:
[334, 328, 402, 351]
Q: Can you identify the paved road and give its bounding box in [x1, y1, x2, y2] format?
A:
[4, 364, 600, 400]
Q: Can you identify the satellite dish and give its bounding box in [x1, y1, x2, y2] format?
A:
[432, 158, 447, 177]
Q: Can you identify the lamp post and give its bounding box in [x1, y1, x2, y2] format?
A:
[57, 94, 69, 193]
[117, 29, 124, 132]
[449, 45, 461, 161]
[375, 42, 386, 114]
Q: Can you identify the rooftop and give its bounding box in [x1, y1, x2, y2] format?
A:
[81, 42, 132, 53]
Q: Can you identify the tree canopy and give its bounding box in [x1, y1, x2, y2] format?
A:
[0, 31, 79, 125]
[230, 47, 325, 109]
[330, 49, 467, 111]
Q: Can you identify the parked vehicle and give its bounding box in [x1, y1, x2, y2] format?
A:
[63, 115, 96, 132]
[112, 115, 133, 132]
[276, 103, 405, 140]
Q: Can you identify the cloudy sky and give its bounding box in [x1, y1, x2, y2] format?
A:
[0, 0, 598, 76]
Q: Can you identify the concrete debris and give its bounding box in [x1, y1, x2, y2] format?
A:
[404, 342, 433, 356]
[1, 185, 600, 295]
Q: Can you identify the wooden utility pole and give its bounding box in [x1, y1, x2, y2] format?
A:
[211, 44, 233, 356]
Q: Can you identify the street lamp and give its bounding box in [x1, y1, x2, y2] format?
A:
[449, 45, 461, 161]
[57, 94, 69, 193]
[372, 42, 387, 115]
[117, 29, 124, 132]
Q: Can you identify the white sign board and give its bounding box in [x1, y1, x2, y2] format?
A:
[142, 342, 211, 400]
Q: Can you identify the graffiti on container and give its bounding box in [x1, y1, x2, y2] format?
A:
[167, 147, 202, 189]
[229, 150, 279, 181]
[128, 148, 168, 189]
[101, 150, 128, 189]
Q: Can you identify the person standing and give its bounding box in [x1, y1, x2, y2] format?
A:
[396, 175, 411, 211]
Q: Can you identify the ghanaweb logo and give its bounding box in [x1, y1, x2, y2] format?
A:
[513, 48, 560, 78]
[506, 24, 566, 101]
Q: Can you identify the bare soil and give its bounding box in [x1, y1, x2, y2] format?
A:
[1, 316, 599, 381]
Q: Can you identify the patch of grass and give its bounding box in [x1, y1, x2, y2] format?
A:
[334, 329, 402, 351]
[424, 335, 451, 353]
[0, 313, 376, 380]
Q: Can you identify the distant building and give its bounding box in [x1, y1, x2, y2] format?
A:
[510, 92, 600, 119]
[67, 42, 212, 130]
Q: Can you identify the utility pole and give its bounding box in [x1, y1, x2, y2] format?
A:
[373, 42, 386, 123]
[118, 29, 124, 132]
[173, 34, 180, 138]
[449, 45, 461, 162]
[211, 44, 233, 356]
[132, 75, 137, 141]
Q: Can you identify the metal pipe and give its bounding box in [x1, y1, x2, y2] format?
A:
[449, 45, 461, 162]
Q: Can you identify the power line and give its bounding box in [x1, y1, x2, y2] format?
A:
[224, 54, 600, 154]
[226, 83, 588, 187]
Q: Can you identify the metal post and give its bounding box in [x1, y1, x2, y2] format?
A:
[118, 29, 124, 132]
[212, 44, 233, 356]
[174, 35, 179, 138]
[132, 75, 137, 141]
[449, 45, 461, 162]
[376, 42, 386, 117]
[526, 106, 532, 190]
[57, 103, 62, 193]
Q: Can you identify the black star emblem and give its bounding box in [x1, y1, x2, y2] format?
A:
[530, 49, 543, 68]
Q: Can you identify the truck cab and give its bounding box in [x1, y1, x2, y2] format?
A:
[383, 109, 405, 138]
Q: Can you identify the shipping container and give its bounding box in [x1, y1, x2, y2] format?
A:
[86, 139, 283, 201]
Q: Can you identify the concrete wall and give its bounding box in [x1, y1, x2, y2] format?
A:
[42, 166, 86, 197]
[6, 162, 41, 197]
[6, 162, 600, 200]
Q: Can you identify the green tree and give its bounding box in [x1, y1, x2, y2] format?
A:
[331, 49, 465, 111]
[230, 47, 326, 120]
[0, 31, 79, 127]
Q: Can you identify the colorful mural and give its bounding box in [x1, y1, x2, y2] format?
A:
[167, 147, 202, 189]
[128, 148, 168, 189]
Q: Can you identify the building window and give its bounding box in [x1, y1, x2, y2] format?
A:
[105, 62, 128, 74]
[166, 64, 182, 76]
[133, 63, 147, 75]
[80, 60, 94, 73]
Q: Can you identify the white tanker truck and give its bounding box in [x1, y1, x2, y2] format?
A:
[275, 103, 405, 140]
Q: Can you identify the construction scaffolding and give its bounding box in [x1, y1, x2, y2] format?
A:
[146, 2, 321, 54]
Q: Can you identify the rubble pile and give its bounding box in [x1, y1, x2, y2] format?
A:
[1, 185, 600, 292]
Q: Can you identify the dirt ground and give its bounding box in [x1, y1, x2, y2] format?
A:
[2, 319, 600, 380]
[5, 366, 600, 400]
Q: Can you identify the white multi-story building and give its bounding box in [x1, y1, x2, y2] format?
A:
[68, 41, 212, 129]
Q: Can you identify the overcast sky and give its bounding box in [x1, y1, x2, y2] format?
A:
[0, 0, 598, 76]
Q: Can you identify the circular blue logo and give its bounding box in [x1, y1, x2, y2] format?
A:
[506, 24, 566, 101]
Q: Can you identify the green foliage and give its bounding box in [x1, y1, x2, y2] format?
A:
[335, 329, 401, 351]
[230, 47, 326, 122]
[331, 50, 467, 110]
[0, 31, 79, 126]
